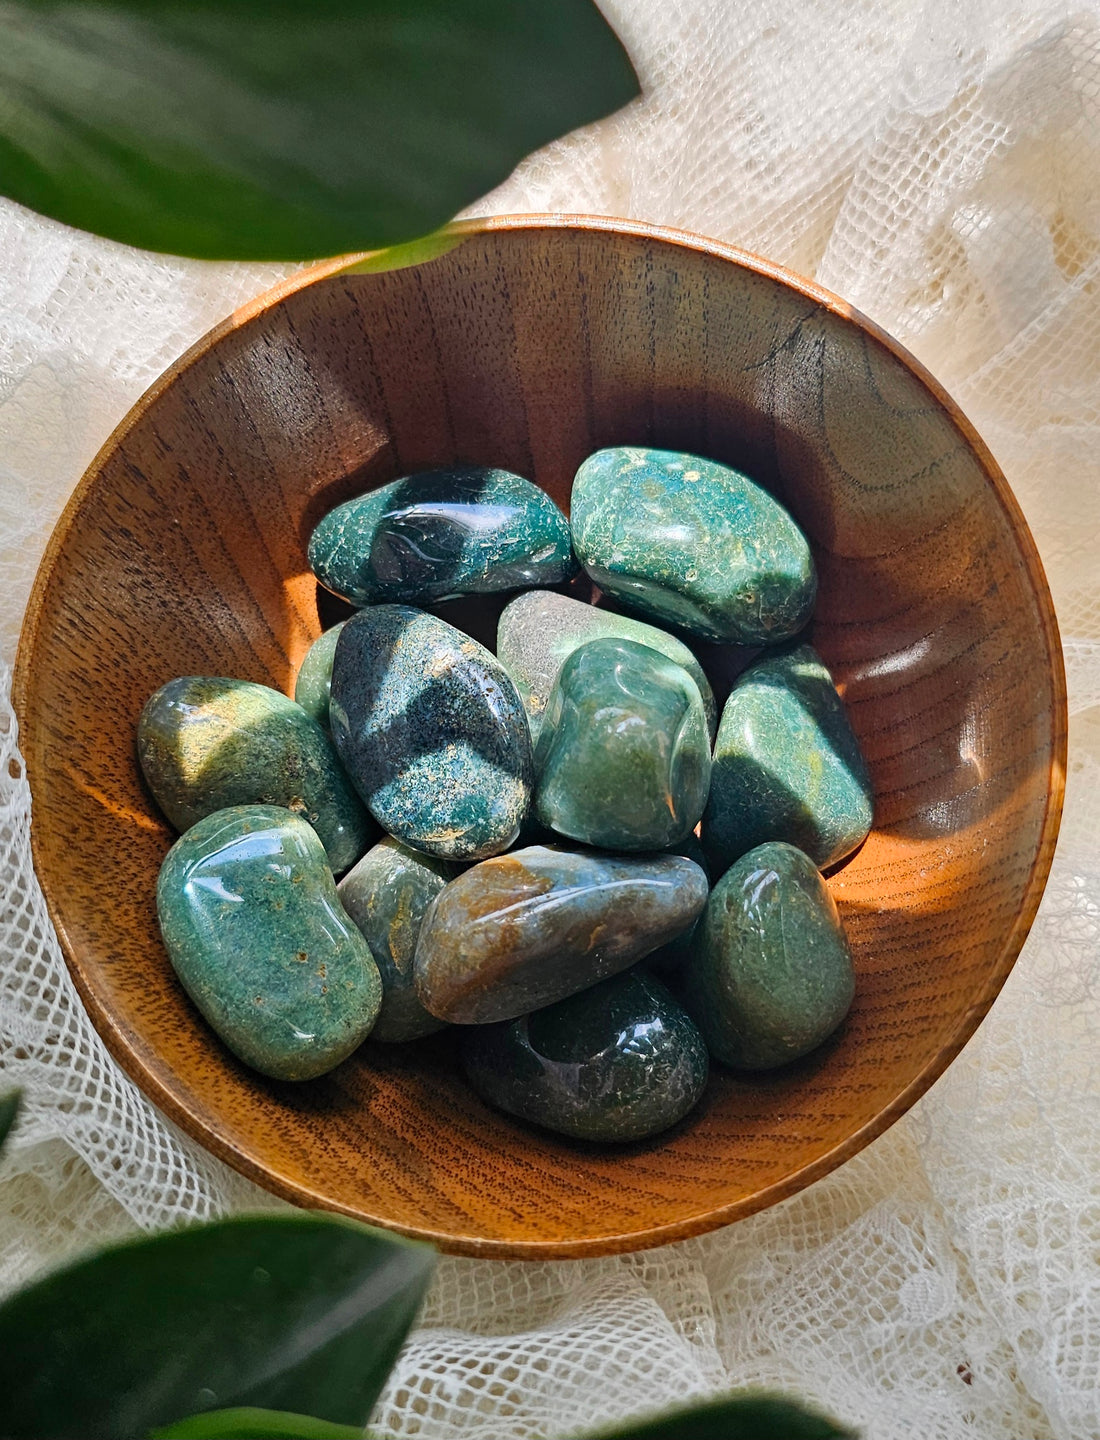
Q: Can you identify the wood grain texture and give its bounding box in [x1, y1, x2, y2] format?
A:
[12, 217, 1066, 1258]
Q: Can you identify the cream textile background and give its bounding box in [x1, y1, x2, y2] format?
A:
[1, 1, 1099, 1436]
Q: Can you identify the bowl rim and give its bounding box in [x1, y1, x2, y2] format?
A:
[12, 213, 1068, 1259]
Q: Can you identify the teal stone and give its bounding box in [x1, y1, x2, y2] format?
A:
[293, 621, 346, 728]
[309, 466, 575, 607]
[337, 837, 453, 1043]
[496, 589, 716, 745]
[138, 677, 374, 874]
[681, 841, 855, 1069]
[330, 606, 533, 861]
[702, 643, 873, 874]
[462, 970, 709, 1143]
[570, 446, 816, 644]
[414, 845, 708, 1023]
[534, 637, 712, 851]
[645, 834, 711, 977]
[156, 806, 382, 1081]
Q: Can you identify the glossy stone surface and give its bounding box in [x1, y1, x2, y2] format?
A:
[682, 841, 855, 1070]
[534, 638, 712, 851]
[337, 837, 453, 1042]
[645, 835, 711, 977]
[138, 676, 373, 874]
[309, 467, 575, 607]
[462, 970, 709, 1143]
[157, 806, 382, 1081]
[703, 643, 873, 874]
[330, 606, 533, 861]
[570, 446, 816, 643]
[497, 590, 716, 745]
[414, 845, 708, 1023]
[293, 621, 346, 728]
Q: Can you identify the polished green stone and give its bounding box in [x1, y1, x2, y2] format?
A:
[293, 621, 346, 728]
[570, 446, 816, 643]
[337, 837, 453, 1043]
[414, 845, 708, 1023]
[497, 590, 716, 745]
[138, 677, 374, 874]
[534, 637, 712, 851]
[462, 970, 708, 1143]
[309, 466, 575, 608]
[702, 643, 872, 874]
[156, 806, 382, 1081]
[682, 841, 855, 1069]
[645, 834, 711, 977]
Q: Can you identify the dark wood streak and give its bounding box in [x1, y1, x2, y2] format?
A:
[12, 216, 1066, 1259]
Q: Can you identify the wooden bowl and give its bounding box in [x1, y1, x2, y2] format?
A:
[13, 216, 1066, 1258]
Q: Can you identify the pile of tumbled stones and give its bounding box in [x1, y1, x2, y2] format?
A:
[144, 447, 873, 1143]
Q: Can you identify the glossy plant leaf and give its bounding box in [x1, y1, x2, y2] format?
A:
[0, 1088, 20, 1153]
[0, 1212, 436, 1439]
[152, 1407, 363, 1439]
[0, 0, 638, 259]
[581, 1392, 857, 1439]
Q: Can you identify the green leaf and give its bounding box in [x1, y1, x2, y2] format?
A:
[0, 1212, 435, 1439]
[0, 1088, 21, 1153]
[0, 0, 638, 259]
[151, 1406, 363, 1439]
[579, 1392, 857, 1440]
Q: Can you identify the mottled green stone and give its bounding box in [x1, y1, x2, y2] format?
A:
[496, 590, 716, 745]
[293, 621, 346, 728]
[682, 841, 855, 1069]
[570, 446, 816, 643]
[414, 845, 708, 1023]
[702, 643, 873, 874]
[534, 637, 712, 851]
[337, 837, 453, 1042]
[156, 806, 382, 1081]
[330, 606, 533, 861]
[462, 970, 709, 1143]
[309, 466, 575, 608]
[138, 677, 374, 874]
[645, 834, 711, 977]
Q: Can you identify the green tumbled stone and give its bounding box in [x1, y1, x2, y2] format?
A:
[138, 676, 374, 874]
[462, 970, 709, 1143]
[337, 837, 453, 1043]
[414, 845, 708, 1023]
[682, 841, 855, 1070]
[570, 446, 816, 643]
[497, 590, 716, 745]
[293, 621, 346, 728]
[645, 834, 711, 977]
[309, 466, 575, 608]
[534, 637, 712, 852]
[156, 806, 382, 1081]
[702, 643, 873, 874]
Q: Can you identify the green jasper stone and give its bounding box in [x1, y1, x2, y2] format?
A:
[138, 676, 374, 874]
[496, 589, 716, 745]
[570, 446, 816, 644]
[414, 845, 708, 1024]
[293, 621, 346, 728]
[308, 466, 575, 608]
[702, 643, 873, 874]
[156, 806, 382, 1081]
[681, 841, 855, 1069]
[534, 637, 712, 852]
[337, 837, 454, 1043]
[462, 970, 708, 1143]
[645, 834, 711, 977]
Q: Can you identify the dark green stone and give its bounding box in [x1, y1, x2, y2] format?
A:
[534, 637, 712, 851]
[570, 446, 816, 643]
[702, 643, 873, 874]
[414, 844, 708, 1023]
[308, 466, 575, 607]
[645, 834, 711, 977]
[138, 676, 374, 874]
[293, 621, 346, 728]
[156, 806, 382, 1081]
[496, 589, 716, 744]
[682, 841, 855, 1069]
[462, 970, 708, 1143]
[337, 837, 453, 1043]
[329, 606, 533, 861]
